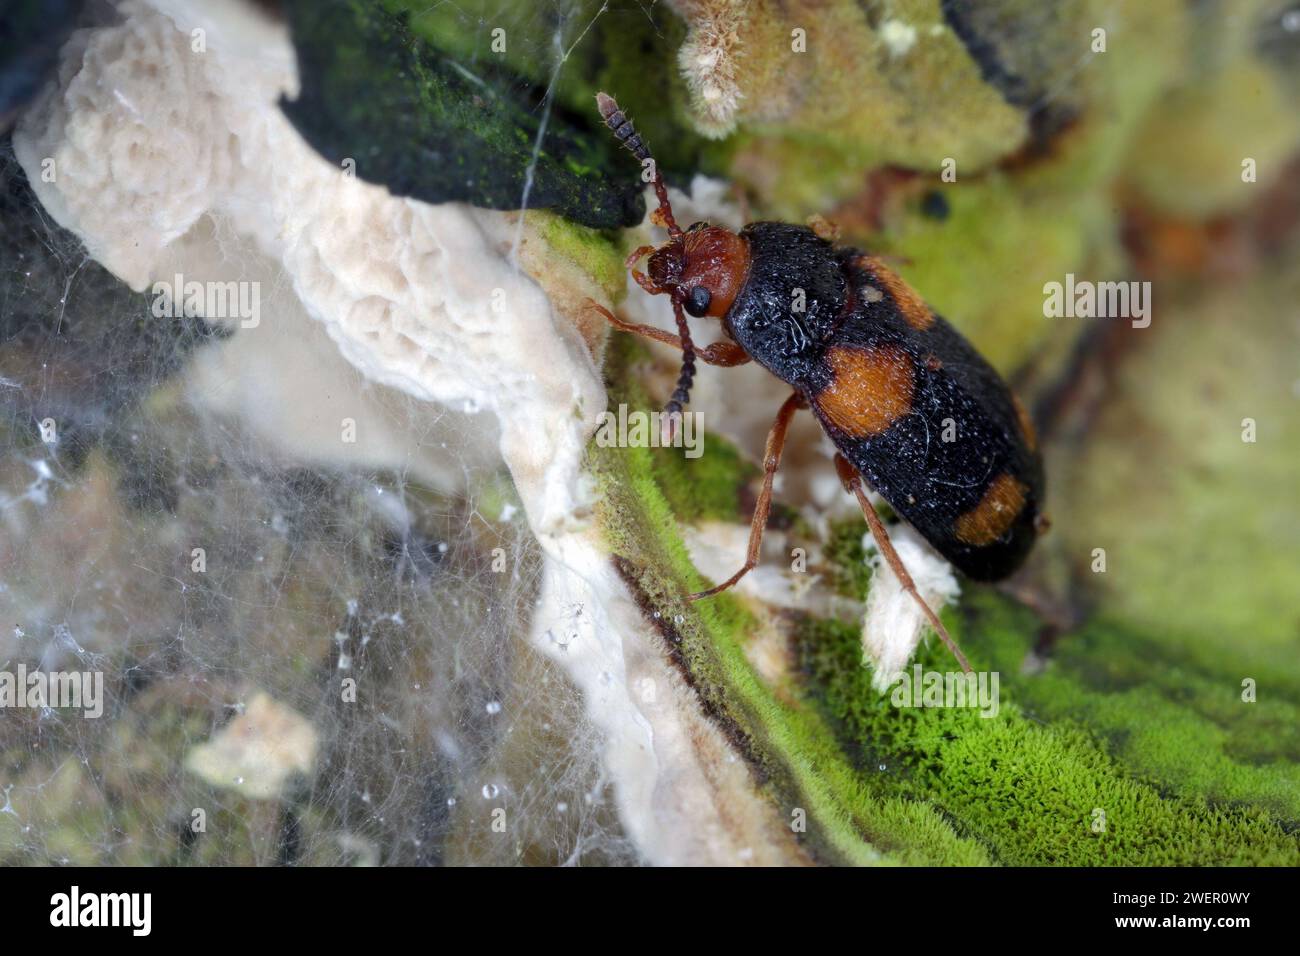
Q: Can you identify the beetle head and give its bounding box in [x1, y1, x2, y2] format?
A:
[643, 222, 750, 318]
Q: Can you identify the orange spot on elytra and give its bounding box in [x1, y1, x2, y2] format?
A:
[857, 256, 934, 331]
[816, 344, 915, 438]
[954, 473, 1028, 546]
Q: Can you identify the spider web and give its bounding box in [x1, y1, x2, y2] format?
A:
[0, 0, 642, 867]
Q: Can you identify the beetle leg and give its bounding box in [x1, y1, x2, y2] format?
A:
[625, 244, 657, 270]
[690, 340, 751, 367]
[630, 268, 659, 296]
[690, 392, 805, 600]
[624, 245, 661, 297]
[585, 299, 751, 366]
[833, 453, 972, 674]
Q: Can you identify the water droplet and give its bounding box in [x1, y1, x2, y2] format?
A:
[485, 701, 501, 715]
[482, 783, 500, 799]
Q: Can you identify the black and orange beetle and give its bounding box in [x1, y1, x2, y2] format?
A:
[590, 92, 1046, 671]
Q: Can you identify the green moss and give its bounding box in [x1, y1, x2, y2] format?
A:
[649, 432, 757, 524]
[595, 318, 1300, 864]
[601, 337, 759, 524]
[533, 211, 626, 302]
[591, 325, 1300, 865]
[822, 517, 874, 598]
[1012, 619, 1300, 821]
[797, 601, 1300, 865]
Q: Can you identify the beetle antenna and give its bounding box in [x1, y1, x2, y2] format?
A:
[662, 296, 696, 443]
[597, 91, 683, 241]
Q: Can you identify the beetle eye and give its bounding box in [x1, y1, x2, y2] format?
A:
[685, 286, 712, 317]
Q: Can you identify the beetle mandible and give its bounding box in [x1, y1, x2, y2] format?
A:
[589, 92, 1047, 671]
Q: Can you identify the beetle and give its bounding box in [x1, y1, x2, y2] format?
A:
[589, 92, 1046, 671]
